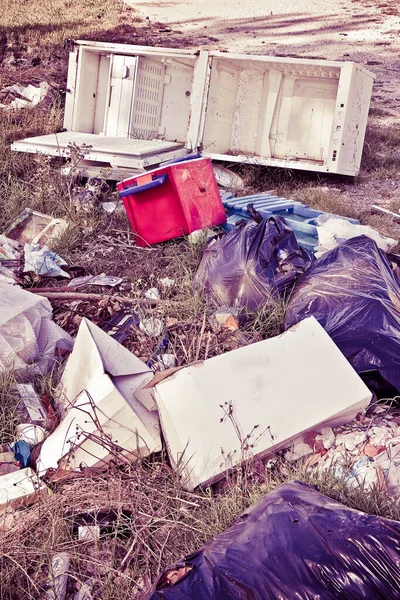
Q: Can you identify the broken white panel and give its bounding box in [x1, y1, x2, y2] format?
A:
[0, 468, 49, 510]
[37, 318, 161, 475]
[155, 317, 372, 490]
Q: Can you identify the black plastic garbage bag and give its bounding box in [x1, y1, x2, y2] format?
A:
[193, 216, 313, 310]
[143, 482, 400, 600]
[283, 235, 400, 397]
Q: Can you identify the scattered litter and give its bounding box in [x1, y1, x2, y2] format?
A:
[67, 274, 123, 288]
[102, 309, 140, 343]
[43, 552, 70, 600]
[193, 216, 313, 310]
[23, 243, 70, 278]
[212, 164, 244, 190]
[144, 482, 400, 599]
[145, 287, 160, 301]
[0, 234, 20, 260]
[222, 194, 360, 251]
[140, 317, 164, 337]
[371, 204, 400, 222]
[73, 578, 95, 600]
[154, 317, 371, 490]
[15, 383, 48, 427]
[118, 157, 226, 246]
[13, 440, 31, 468]
[16, 423, 46, 445]
[0, 82, 49, 110]
[101, 201, 117, 214]
[284, 236, 400, 396]
[301, 404, 400, 496]
[316, 218, 397, 255]
[212, 308, 240, 331]
[72, 177, 110, 214]
[5, 208, 69, 247]
[0, 467, 49, 511]
[37, 318, 161, 475]
[0, 234, 23, 283]
[78, 525, 100, 542]
[0, 283, 73, 375]
[159, 277, 175, 288]
[188, 228, 215, 245]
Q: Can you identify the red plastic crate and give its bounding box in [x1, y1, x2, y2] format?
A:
[117, 158, 226, 246]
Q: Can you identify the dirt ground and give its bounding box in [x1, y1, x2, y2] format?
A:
[126, 0, 400, 218]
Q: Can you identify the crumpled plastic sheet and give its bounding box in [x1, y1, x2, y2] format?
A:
[316, 217, 397, 256]
[144, 481, 400, 600]
[283, 236, 400, 397]
[23, 243, 70, 278]
[193, 216, 313, 310]
[0, 283, 73, 375]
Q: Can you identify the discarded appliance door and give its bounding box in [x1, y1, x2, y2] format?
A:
[11, 41, 374, 177]
[154, 317, 371, 491]
[118, 157, 226, 246]
[143, 481, 400, 600]
[283, 236, 400, 397]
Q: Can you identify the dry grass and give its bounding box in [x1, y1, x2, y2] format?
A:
[1, 456, 398, 599]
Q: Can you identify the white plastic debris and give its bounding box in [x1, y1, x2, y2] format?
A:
[67, 274, 122, 288]
[78, 525, 100, 542]
[139, 317, 163, 337]
[145, 287, 160, 301]
[157, 353, 177, 370]
[102, 201, 117, 213]
[285, 441, 313, 462]
[43, 552, 70, 600]
[335, 431, 366, 452]
[0, 283, 73, 375]
[212, 164, 244, 190]
[16, 423, 46, 445]
[188, 228, 215, 245]
[0, 82, 48, 110]
[0, 234, 20, 260]
[23, 243, 70, 278]
[159, 277, 175, 288]
[316, 427, 335, 450]
[316, 218, 397, 255]
[155, 317, 372, 490]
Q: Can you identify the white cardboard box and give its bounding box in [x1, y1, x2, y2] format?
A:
[155, 317, 372, 490]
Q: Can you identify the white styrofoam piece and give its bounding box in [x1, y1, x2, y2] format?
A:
[155, 317, 372, 490]
[0, 468, 49, 510]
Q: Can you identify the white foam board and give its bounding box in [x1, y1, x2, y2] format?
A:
[155, 317, 372, 490]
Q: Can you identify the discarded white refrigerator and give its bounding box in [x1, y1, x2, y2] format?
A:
[12, 41, 374, 177]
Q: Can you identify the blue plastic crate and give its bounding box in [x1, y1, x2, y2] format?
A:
[221, 193, 359, 252]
